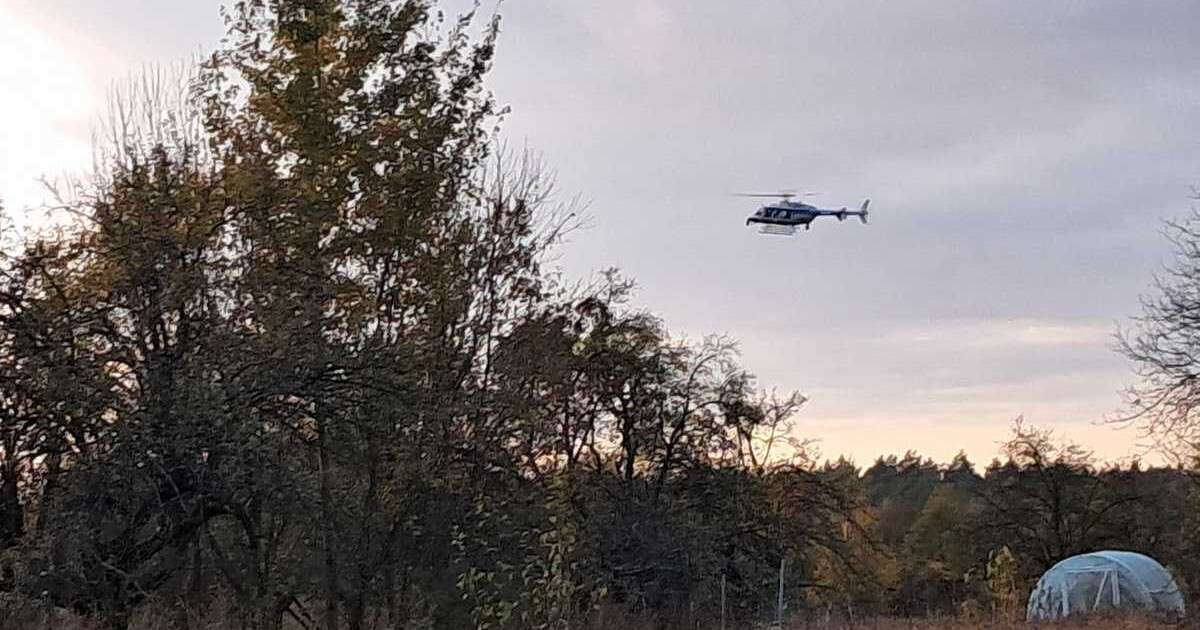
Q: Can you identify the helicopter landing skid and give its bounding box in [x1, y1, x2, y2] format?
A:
[759, 225, 797, 236]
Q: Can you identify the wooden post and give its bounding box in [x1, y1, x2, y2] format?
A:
[777, 557, 785, 627]
[720, 573, 726, 630]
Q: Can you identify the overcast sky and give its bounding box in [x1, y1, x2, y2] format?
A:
[3, 0, 1198, 467]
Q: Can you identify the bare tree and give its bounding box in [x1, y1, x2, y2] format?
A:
[1119, 201, 1200, 462]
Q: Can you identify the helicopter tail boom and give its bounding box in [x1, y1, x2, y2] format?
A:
[837, 199, 870, 224]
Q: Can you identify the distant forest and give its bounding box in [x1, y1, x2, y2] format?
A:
[0, 2, 1199, 630]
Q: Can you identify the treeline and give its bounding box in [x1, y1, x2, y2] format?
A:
[0, 2, 1197, 630]
[841, 427, 1199, 619]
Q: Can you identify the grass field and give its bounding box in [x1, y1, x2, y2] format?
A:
[785, 617, 1194, 629]
[581, 612, 1196, 630]
[2, 595, 1193, 630]
[1, 616, 1193, 629]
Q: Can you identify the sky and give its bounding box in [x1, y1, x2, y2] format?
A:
[2, 0, 1198, 468]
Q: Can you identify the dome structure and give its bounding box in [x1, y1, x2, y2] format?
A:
[1026, 550, 1185, 621]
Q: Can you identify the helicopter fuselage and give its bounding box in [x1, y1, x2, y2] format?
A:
[744, 198, 869, 231]
[745, 202, 821, 228]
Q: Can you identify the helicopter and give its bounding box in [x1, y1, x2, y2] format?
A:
[739, 192, 870, 235]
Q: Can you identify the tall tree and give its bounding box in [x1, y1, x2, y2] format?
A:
[1120, 205, 1200, 460]
[197, 2, 564, 628]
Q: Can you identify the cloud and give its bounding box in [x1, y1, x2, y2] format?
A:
[3, 0, 1194, 465]
[0, 1, 224, 226]
[880, 318, 1113, 350]
[0, 6, 98, 221]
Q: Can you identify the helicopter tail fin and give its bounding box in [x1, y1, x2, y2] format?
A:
[859, 199, 870, 224]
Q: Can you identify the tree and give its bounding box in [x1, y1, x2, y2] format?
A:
[14, 116, 241, 629]
[897, 484, 984, 615]
[975, 419, 1140, 576]
[862, 452, 940, 548]
[985, 546, 1020, 620]
[1120, 204, 1200, 460]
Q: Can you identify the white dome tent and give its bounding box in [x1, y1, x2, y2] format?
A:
[1026, 551, 1185, 621]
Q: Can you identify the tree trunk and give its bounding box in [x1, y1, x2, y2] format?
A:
[0, 455, 23, 547]
[318, 421, 340, 630]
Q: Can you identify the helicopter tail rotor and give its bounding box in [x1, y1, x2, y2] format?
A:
[859, 199, 870, 224]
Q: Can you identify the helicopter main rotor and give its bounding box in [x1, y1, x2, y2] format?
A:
[732, 190, 819, 200]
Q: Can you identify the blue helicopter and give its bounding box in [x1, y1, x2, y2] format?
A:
[740, 191, 870, 235]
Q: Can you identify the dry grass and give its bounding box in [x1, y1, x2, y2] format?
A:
[1, 594, 1195, 630]
[787, 615, 1197, 630]
[0, 617, 1191, 630]
[581, 608, 1199, 630]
